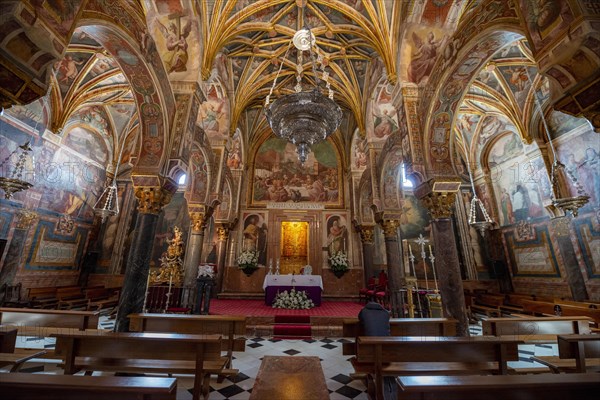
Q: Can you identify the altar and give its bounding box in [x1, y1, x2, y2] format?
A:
[263, 275, 323, 306]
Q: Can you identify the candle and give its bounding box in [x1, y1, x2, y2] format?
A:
[429, 244, 432, 256]
[168, 273, 173, 287]
[409, 245, 413, 257]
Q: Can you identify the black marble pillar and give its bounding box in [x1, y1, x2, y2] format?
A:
[0, 228, 28, 286]
[215, 235, 227, 294]
[362, 241, 375, 283]
[114, 212, 159, 332]
[382, 221, 404, 317]
[553, 217, 588, 301]
[432, 218, 469, 336]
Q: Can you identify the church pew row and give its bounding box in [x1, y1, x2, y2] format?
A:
[128, 313, 246, 372]
[0, 326, 46, 372]
[482, 316, 592, 343]
[533, 334, 600, 373]
[0, 373, 177, 400]
[352, 336, 521, 400]
[396, 373, 600, 400]
[341, 317, 458, 356]
[53, 331, 228, 400]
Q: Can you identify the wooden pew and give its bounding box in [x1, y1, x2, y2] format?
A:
[0, 327, 17, 353]
[469, 293, 504, 317]
[396, 373, 600, 400]
[56, 287, 88, 310]
[353, 336, 521, 400]
[27, 287, 59, 309]
[0, 373, 177, 400]
[53, 331, 227, 400]
[342, 318, 458, 355]
[128, 313, 246, 372]
[85, 287, 120, 311]
[520, 299, 600, 325]
[482, 316, 592, 343]
[534, 334, 600, 373]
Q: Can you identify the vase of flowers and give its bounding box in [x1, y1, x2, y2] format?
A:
[329, 250, 349, 278]
[237, 250, 259, 276]
[272, 288, 315, 309]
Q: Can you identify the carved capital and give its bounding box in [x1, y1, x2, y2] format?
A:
[189, 212, 207, 233]
[15, 210, 38, 230]
[421, 191, 457, 219]
[359, 225, 375, 244]
[216, 224, 230, 241]
[379, 219, 400, 238]
[134, 186, 173, 214]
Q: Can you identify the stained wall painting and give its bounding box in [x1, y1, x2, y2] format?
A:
[226, 131, 242, 170]
[367, 83, 399, 142]
[404, 26, 451, 85]
[63, 126, 109, 166]
[548, 110, 589, 139]
[555, 123, 600, 207]
[325, 214, 349, 257]
[150, 192, 190, 269]
[198, 80, 229, 140]
[497, 65, 537, 109]
[573, 218, 600, 279]
[251, 138, 342, 207]
[518, 0, 575, 53]
[503, 227, 561, 277]
[25, 220, 86, 271]
[242, 213, 267, 267]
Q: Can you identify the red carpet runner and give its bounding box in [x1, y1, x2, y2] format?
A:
[273, 315, 312, 339]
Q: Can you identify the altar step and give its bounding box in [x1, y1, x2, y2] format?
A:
[272, 315, 312, 340]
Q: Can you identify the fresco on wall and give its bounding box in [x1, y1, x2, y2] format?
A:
[399, 195, 430, 239]
[151, 192, 190, 269]
[26, 220, 86, 271]
[555, 125, 600, 207]
[198, 82, 229, 139]
[497, 65, 537, 109]
[382, 149, 402, 209]
[252, 138, 341, 206]
[226, 132, 242, 170]
[325, 214, 348, 257]
[352, 134, 368, 170]
[368, 83, 399, 141]
[548, 110, 589, 139]
[504, 227, 561, 277]
[188, 148, 208, 203]
[215, 182, 231, 221]
[406, 26, 450, 85]
[519, 0, 574, 52]
[63, 126, 109, 166]
[242, 213, 267, 267]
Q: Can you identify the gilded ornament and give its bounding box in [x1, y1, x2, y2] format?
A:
[216, 225, 230, 241]
[15, 210, 37, 230]
[379, 219, 400, 238]
[149, 226, 184, 285]
[135, 186, 173, 214]
[422, 192, 456, 219]
[359, 225, 375, 244]
[190, 212, 206, 233]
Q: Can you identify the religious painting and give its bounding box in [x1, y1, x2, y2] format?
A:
[497, 65, 537, 109]
[151, 192, 190, 270]
[455, 113, 481, 144]
[548, 110, 589, 139]
[324, 214, 348, 257]
[555, 124, 600, 207]
[54, 52, 93, 93]
[351, 133, 367, 170]
[71, 106, 111, 137]
[226, 131, 242, 170]
[405, 26, 450, 85]
[519, 0, 575, 52]
[475, 69, 504, 93]
[242, 213, 267, 266]
[382, 149, 402, 210]
[251, 137, 342, 207]
[198, 82, 229, 139]
[368, 83, 399, 141]
[5, 98, 46, 130]
[63, 126, 108, 166]
[399, 195, 431, 239]
[476, 115, 517, 147]
[188, 148, 208, 203]
[215, 181, 231, 220]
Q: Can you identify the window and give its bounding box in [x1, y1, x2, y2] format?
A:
[401, 164, 413, 188]
[178, 173, 187, 186]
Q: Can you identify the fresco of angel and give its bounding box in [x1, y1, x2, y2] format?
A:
[408, 31, 448, 84]
[156, 16, 192, 73]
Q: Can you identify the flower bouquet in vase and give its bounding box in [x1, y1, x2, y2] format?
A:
[237, 250, 259, 276]
[329, 250, 349, 278]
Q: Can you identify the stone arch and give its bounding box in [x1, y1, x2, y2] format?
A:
[76, 5, 175, 174]
[422, 0, 524, 176]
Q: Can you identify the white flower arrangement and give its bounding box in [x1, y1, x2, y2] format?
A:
[328, 250, 349, 272]
[272, 288, 315, 309]
[197, 264, 215, 278]
[237, 249, 259, 270]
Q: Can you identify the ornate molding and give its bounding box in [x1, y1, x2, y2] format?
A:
[421, 191, 457, 220]
[216, 224, 230, 242]
[134, 186, 173, 215]
[379, 219, 400, 238]
[15, 209, 38, 230]
[359, 225, 375, 244]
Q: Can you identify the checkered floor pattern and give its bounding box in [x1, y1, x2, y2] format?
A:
[6, 316, 556, 400]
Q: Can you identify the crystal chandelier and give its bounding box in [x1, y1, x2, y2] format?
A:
[465, 153, 494, 236]
[525, 68, 589, 217]
[264, 26, 342, 163]
[0, 133, 35, 199]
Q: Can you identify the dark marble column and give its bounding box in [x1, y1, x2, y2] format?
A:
[182, 212, 207, 287]
[420, 189, 469, 337]
[380, 219, 404, 317]
[359, 225, 376, 283]
[0, 211, 37, 286]
[552, 217, 589, 301]
[214, 224, 230, 294]
[115, 185, 174, 332]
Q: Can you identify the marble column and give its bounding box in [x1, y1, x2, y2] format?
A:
[379, 219, 403, 317]
[182, 211, 207, 287]
[421, 191, 469, 337]
[0, 210, 37, 286]
[359, 225, 376, 283]
[552, 217, 589, 301]
[215, 224, 230, 294]
[115, 185, 173, 332]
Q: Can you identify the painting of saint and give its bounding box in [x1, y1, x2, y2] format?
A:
[408, 31, 448, 84]
[243, 213, 267, 266]
[326, 215, 348, 256]
[156, 17, 192, 73]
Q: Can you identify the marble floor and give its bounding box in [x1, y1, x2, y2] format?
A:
[5, 317, 557, 400]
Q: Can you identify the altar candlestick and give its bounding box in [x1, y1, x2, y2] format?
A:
[429, 245, 438, 292]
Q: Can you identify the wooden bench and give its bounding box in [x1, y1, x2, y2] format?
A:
[27, 287, 59, 309]
[128, 313, 246, 373]
[85, 287, 120, 311]
[482, 316, 592, 343]
[353, 336, 521, 400]
[56, 287, 88, 310]
[534, 334, 600, 373]
[0, 350, 47, 372]
[469, 294, 504, 318]
[396, 373, 600, 400]
[0, 373, 177, 399]
[342, 317, 458, 355]
[0, 327, 17, 353]
[519, 299, 600, 325]
[53, 331, 227, 400]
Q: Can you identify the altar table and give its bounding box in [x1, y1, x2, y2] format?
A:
[263, 275, 323, 306]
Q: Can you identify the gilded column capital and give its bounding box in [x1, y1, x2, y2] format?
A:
[359, 225, 375, 244]
[379, 219, 400, 238]
[216, 224, 230, 242]
[421, 191, 457, 219]
[189, 212, 207, 233]
[15, 209, 38, 230]
[134, 186, 173, 214]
